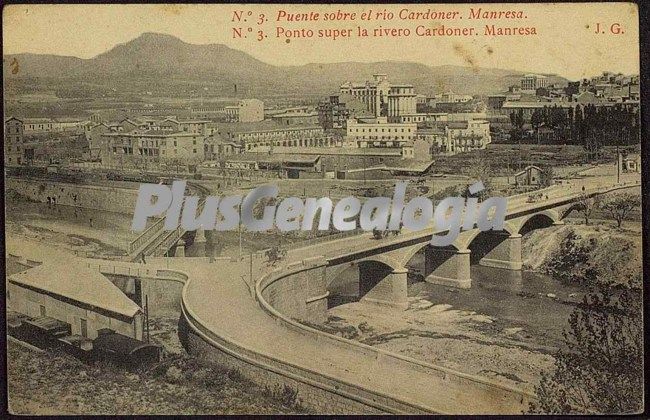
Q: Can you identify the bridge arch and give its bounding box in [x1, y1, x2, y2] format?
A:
[326, 256, 408, 309]
[515, 210, 559, 235]
[559, 203, 583, 220]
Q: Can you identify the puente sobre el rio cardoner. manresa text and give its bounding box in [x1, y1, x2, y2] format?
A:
[14, 179, 640, 413]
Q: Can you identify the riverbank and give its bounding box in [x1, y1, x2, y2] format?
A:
[5, 194, 134, 257]
[522, 219, 643, 285]
[315, 217, 642, 394]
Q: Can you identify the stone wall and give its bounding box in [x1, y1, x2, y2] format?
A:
[259, 263, 328, 324]
[6, 177, 139, 215]
[181, 313, 415, 414]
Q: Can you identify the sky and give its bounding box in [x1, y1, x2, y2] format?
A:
[3, 3, 640, 80]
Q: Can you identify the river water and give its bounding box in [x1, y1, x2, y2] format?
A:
[6, 198, 136, 256]
[328, 263, 584, 350]
[413, 265, 583, 348]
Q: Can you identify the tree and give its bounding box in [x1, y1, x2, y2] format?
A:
[372, 228, 385, 240]
[574, 192, 600, 225]
[265, 245, 287, 266]
[530, 275, 642, 414]
[510, 109, 525, 145]
[466, 154, 492, 201]
[530, 109, 543, 144]
[540, 166, 555, 188]
[601, 193, 641, 228]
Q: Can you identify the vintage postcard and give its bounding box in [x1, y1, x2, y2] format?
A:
[3, 2, 643, 415]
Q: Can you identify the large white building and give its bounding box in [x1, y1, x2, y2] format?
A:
[346, 117, 417, 148]
[340, 74, 417, 121]
[520, 74, 549, 93]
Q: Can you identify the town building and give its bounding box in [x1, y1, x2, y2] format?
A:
[190, 99, 264, 122]
[236, 99, 265, 122]
[21, 117, 85, 134]
[222, 153, 323, 179]
[271, 108, 319, 126]
[520, 74, 549, 93]
[7, 262, 145, 341]
[444, 120, 491, 153]
[514, 165, 544, 186]
[213, 121, 332, 151]
[340, 74, 417, 121]
[346, 117, 417, 148]
[401, 138, 438, 161]
[4, 117, 24, 165]
[439, 91, 473, 103]
[203, 135, 243, 160]
[318, 95, 351, 129]
[621, 153, 640, 173]
[101, 130, 206, 165]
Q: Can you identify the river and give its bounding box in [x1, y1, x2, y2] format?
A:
[6, 198, 136, 256]
[328, 263, 584, 350]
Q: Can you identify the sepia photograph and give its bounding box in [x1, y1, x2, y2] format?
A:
[2, 2, 644, 415]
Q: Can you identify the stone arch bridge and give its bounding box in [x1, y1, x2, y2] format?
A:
[316, 182, 637, 309]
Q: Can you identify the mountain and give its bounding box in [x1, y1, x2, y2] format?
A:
[3, 53, 84, 78]
[3, 32, 568, 96]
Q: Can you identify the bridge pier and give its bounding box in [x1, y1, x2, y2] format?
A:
[174, 239, 186, 257]
[425, 248, 471, 289]
[304, 266, 328, 323]
[359, 264, 408, 309]
[193, 229, 207, 256]
[478, 233, 522, 270]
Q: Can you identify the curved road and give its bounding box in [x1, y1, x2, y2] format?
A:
[8, 172, 640, 414]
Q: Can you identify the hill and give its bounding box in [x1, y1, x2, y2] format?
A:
[3, 32, 569, 97]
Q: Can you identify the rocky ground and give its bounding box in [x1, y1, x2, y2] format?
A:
[522, 218, 643, 283]
[7, 342, 307, 415]
[319, 299, 555, 393]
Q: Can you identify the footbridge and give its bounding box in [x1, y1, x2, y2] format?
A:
[127, 182, 210, 260]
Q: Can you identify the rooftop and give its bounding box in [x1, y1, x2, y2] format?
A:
[9, 262, 142, 318]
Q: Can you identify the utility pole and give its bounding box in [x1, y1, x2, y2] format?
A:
[145, 294, 150, 343]
[616, 128, 621, 184]
[616, 144, 620, 184]
[238, 203, 243, 258]
[249, 252, 254, 293]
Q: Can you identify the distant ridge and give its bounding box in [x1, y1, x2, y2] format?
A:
[3, 32, 568, 96]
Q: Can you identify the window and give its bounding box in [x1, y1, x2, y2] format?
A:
[40, 305, 46, 317]
[80, 318, 88, 338]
